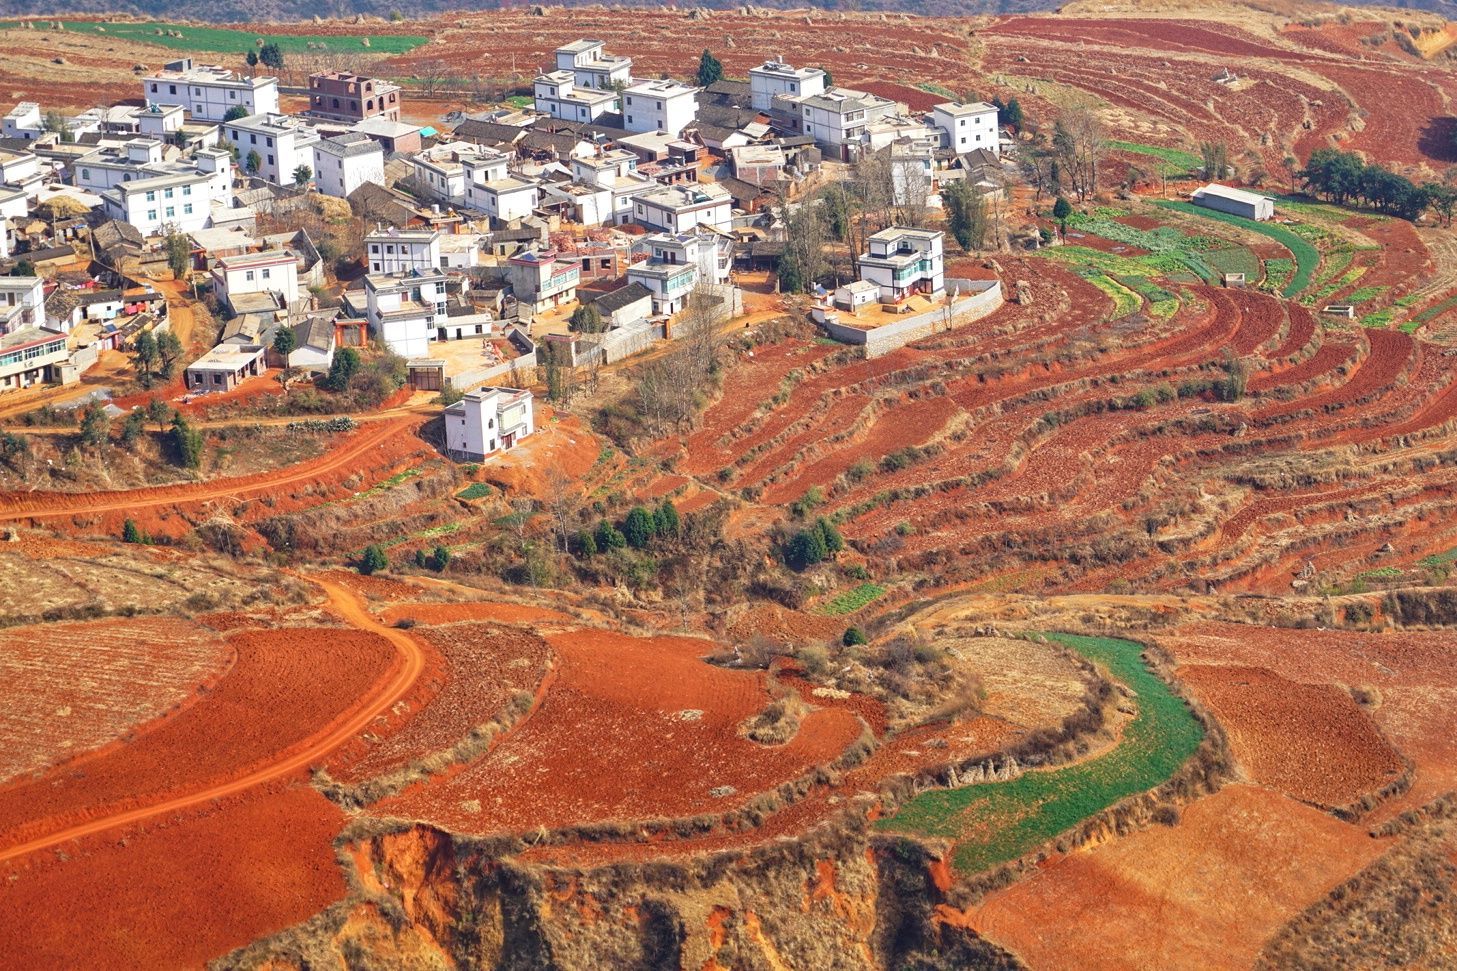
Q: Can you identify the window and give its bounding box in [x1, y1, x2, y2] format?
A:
[249, 134, 257, 144]
[165, 206, 175, 218]
[370, 244, 379, 253]
[265, 137, 273, 148]
[262, 268, 271, 279]
[192, 86, 201, 95]
[182, 186, 191, 196]
[168, 85, 177, 95]
[229, 91, 237, 100]
[150, 83, 159, 93]
[245, 270, 255, 282]
[183, 204, 193, 215]
[146, 209, 157, 221]
[80, 168, 89, 180]
[164, 188, 174, 199]
[266, 155, 274, 166]
[145, 190, 156, 202]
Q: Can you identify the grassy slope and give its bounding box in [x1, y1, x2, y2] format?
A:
[876, 633, 1204, 875]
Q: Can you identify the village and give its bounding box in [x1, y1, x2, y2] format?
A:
[0, 38, 1059, 459]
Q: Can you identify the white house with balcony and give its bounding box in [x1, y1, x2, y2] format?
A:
[0, 276, 46, 337]
[623, 79, 698, 137]
[858, 227, 944, 302]
[627, 229, 731, 317]
[411, 141, 500, 207]
[348, 270, 449, 359]
[444, 386, 535, 461]
[749, 59, 826, 112]
[567, 150, 653, 226]
[931, 102, 1000, 158]
[224, 114, 319, 185]
[631, 182, 732, 234]
[143, 59, 280, 123]
[533, 71, 620, 124]
[211, 250, 301, 315]
[312, 132, 384, 199]
[554, 40, 632, 90]
[505, 250, 580, 316]
[365, 227, 443, 275]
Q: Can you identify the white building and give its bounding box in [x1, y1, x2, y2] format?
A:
[0, 327, 69, 391]
[791, 88, 896, 161]
[211, 250, 301, 315]
[622, 79, 699, 137]
[632, 182, 732, 234]
[749, 60, 826, 113]
[554, 40, 632, 90]
[858, 227, 944, 303]
[931, 102, 1000, 157]
[225, 114, 320, 186]
[1193, 183, 1274, 221]
[505, 250, 580, 315]
[0, 147, 42, 198]
[568, 150, 653, 226]
[412, 141, 499, 207]
[0, 276, 47, 337]
[467, 176, 540, 224]
[143, 59, 280, 123]
[352, 271, 449, 358]
[444, 387, 535, 460]
[284, 315, 336, 371]
[312, 132, 385, 199]
[628, 228, 733, 316]
[73, 138, 170, 192]
[2, 102, 43, 140]
[365, 227, 443, 275]
[98, 149, 232, 237]
[533, 71, 619, 124]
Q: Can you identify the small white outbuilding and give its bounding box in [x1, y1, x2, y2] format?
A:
[1192, 183, 1274, 222]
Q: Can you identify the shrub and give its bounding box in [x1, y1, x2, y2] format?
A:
[595, 519, 627, 551]
[573, 529, 598, 557]
[784, 527, 828, 570]
[359, 544, 388, 575]
[655, 499, 681, 538]
[843, 626, 868, 647]
[122, 519, 143, 544]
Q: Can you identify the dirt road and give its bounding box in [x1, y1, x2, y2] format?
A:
[0, 415, 424, 521]
[0, 574, 426, 865]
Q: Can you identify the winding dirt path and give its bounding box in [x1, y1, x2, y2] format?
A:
[0, 574, 426, 865]
[0, 415, 424, 521]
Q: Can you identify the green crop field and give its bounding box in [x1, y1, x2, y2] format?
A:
[0, 20, 429, 54]
[876, 633, 1204, 875]
[1108, 141, 1201, 175]
[1155, 201, 1318, 298]
[456, 482, 493, 501]
[819, 582, 887, 616]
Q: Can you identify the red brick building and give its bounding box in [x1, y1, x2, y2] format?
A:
[307, 71, 401, 124]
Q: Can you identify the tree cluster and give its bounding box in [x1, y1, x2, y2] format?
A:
[577, 499, 681, 558]
[781, 517, 844, 570]
[1301, 149, 1436, 221]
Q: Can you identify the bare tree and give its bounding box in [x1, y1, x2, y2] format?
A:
[854, 149, 897, 234]
[542, 467, 576, 553]
[890, 153, 933, 228]
[1052, 97, 1107, 202]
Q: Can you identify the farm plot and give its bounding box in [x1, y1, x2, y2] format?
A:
[378, 601, 572, 626]
[877, 634, 1203, 875]
[0, 627, 397, 850]
[0, 618, 232, 787]
[1154, 201, 1318, 297]
[0, 20, 429, 54]
[1179, 664, 1405, 809]
[370, 629, 866, 836]
[326, 621, 552, 786]
[962, 784, 1388, 971]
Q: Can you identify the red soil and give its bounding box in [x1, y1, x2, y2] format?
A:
[722, 602, 848, 649]
[371, 628, 866, 834]
[379, 600, 574, 626]
[0, 617, 232, 787]
[0, 627, 397, 851]
[326, 621, 552, 784]
[959, 784, 1388, 971]
[1180, 664, 1405, 809]
[0, 783, 347, 969]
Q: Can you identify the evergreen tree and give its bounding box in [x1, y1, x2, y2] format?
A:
[595, 519, 627, 551]
[122, 519, 143, 544]
[156, 330, 184, 379]
[1052, 196, 1073, 234]
[432, 545, 450, 571]
[695, 50, 723, 88]
[132, 330, 158, 383]
[814, 517, 844, 555]
[258, 42, 284, 71]
[623, 505, 656, 549]
[146, 398, 172, 432]
[78, 402, 110, 447]
[223, 104, 250, 123]
[245, 150, 262, 174]
[170, 412, 203, 469]
[325, 347, 360, 391]
[293, 164, 313, 188]
[573, 528, 598, 557]
[120, 409, 146, 448]
[656, 499, 681, 538]
[843, 626, 868, 647]
[273, 325, 297, 361]
[569, 301, 604, 333]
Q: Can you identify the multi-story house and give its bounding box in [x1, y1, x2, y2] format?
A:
[0, 326, 69, 391]
[858, 227, 944, 302]
[748, 59, 826, 112]
[411, 141, 499, 207]
[931, 101, 1000, 157]
[627, 228, 733, 317]
[553, 40, 632, 91]
[224, 114, 320, 185]
[312, 132, 385, 199]
[210, 250, 301, 315]
[143, 59, 280, 123]
[349, 271, 449, 359]
[787, 88, 896, 161]
[307, 71, 402, 124]
[466, 175, 539, 224]
[365, 227, 443, 275]
[504, 250, 579, 316]
[533, 71, 619, 124]
[622, 79, 698, 137]
[97, 148, 232, 236]
[0, 276, 46, 337]
[631, 182, 732, 234]
[568, 150, 654, 226]
[2, 102, 43, 140]
[444, 386, 535, 461]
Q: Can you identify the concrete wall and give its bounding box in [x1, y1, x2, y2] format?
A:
[451, 325, 537, 390]
[820, 278, 1003, 358]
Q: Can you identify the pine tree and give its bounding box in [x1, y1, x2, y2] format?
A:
[359, 544, 388, 575]
[695, 50, 723, 88]
[656, 499, 680, 538]
[623, 506, 656, 549]
[122, 519, 142, 544]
